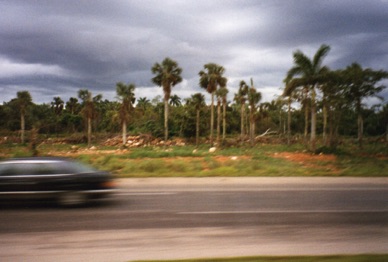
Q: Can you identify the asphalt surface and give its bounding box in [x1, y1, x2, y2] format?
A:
[0, 177, 387, 261]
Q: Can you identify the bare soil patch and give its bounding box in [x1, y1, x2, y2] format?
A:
[272, 152, 339, 174]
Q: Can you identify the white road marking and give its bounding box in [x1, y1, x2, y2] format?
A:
[178, 209, 388, 215]
[118, 187, 388, 192]
[117, 192, 177, 196]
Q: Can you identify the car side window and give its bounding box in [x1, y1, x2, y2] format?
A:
[32, 164, 55, 175]
[0, 160, 96, 176]
[27, 163, 69, 175]
[0, 164, 19, 176]
[0, 163, 58, 176]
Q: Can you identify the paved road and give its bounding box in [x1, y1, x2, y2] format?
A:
[0, 177, 387, 261]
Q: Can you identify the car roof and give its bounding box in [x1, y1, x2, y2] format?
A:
[0, 157, 72, 164]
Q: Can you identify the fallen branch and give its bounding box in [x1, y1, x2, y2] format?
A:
[256, 128, 278, 138]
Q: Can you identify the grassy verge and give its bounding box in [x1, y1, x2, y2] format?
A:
[80, 144, 386, 178]
[134, 254, 388, 262]
[1, 142, 387, 177]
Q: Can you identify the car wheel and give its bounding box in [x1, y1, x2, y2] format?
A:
[58, 191, 87, 207]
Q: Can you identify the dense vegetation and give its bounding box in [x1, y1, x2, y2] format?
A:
[1, 45, 387, 152]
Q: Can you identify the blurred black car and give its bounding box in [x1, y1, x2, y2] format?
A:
[0, 157, 116, 206]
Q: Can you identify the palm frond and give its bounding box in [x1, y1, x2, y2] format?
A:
[312, 44, 330, 70]
[293, 51, 313, 74]
[283, 78, 309, 96]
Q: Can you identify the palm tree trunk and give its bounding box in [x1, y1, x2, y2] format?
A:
[310, 87, 317, 152]
[21, 113, 25, 144]
[122, 120, 127, 146]
[217, 100, 221, 145]
[164, 98, 169, 142]
[279, 112, 283, 134]
[356, 99, 363, 148]
[287, 96, 291, 145]
[222, 100, 226, 142]
[304, 106, 309, 141]
[87, 117, 92, 147]
[240, 104, 245, 141]
[323, 100, 328, 146]
[245, 109, 249, 140]
[210, 92, 214, 146]
[358, 113, 363, 148]
[304, 87, 309, 142]
[328, 106, 334, 147]
[250, 108, 255, 146]
[196, 109, 200, 148]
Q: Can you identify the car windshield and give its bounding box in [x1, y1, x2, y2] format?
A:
[0, 160, 97, 176]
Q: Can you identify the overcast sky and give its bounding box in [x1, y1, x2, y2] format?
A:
[1, 0, 387, 106]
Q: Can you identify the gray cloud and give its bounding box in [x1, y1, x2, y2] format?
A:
[0, 0, 387, 105]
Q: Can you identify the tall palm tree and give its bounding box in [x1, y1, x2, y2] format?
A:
[216, 86, 228, 143]
[51, 97, 64, 135]
[342, 63, 388, 148]
[199, 63, 227, 146]
[116, 82, 136, 146]
[187, 93, 206, 147]
[284, 78, 311, 142]
[284, 44, 331, 151]
[16, 91, 32, 144]
[287, 94, 292, 145]
[151, 57, 183, 142]
[247, 79, 262, 146]
[216, 92, 222, 145]
[320, 68, 341, 146]
[234, 81, 249, 142]
[78, 89, 98, 147]
[274, 98, 288, 134]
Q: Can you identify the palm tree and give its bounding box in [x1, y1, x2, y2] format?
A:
[234, 81, 249, 142]
[319, 69, 342, 146]
[284, 80, 311, 142]
[286, 94, 292, 145]
[247, 79, 262, 146]
[342, 63, 388, 148]
[136, 97, 151, 114]
[66, 97, 80, 115]
[187, 93, 206, 147]
[274, 98, 288, 134]
[283, 77, 301, 145]
[16, 91, 32, 144]
[199, 63, 227, 146]
[284, 44, 331, 151]
[51, 97, 64, 135]
[64, 97, 80, 132]
[116, 82, 136, 146]
[216, 86, 228, 143]
[216, 90, 222, 145]
[151, 57, 183, 142]
[78, 89, 99, 147]
[169, 94, 182, 107]
[51, 97, 64, 115]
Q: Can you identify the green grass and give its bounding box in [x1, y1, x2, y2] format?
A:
[134, 254, 388, 262]
[1, 142, 387, 178]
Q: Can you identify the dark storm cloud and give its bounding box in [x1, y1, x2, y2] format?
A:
[0, 0, 387, 104]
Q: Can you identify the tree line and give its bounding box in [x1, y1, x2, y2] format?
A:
[0, 45, 387, 151]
